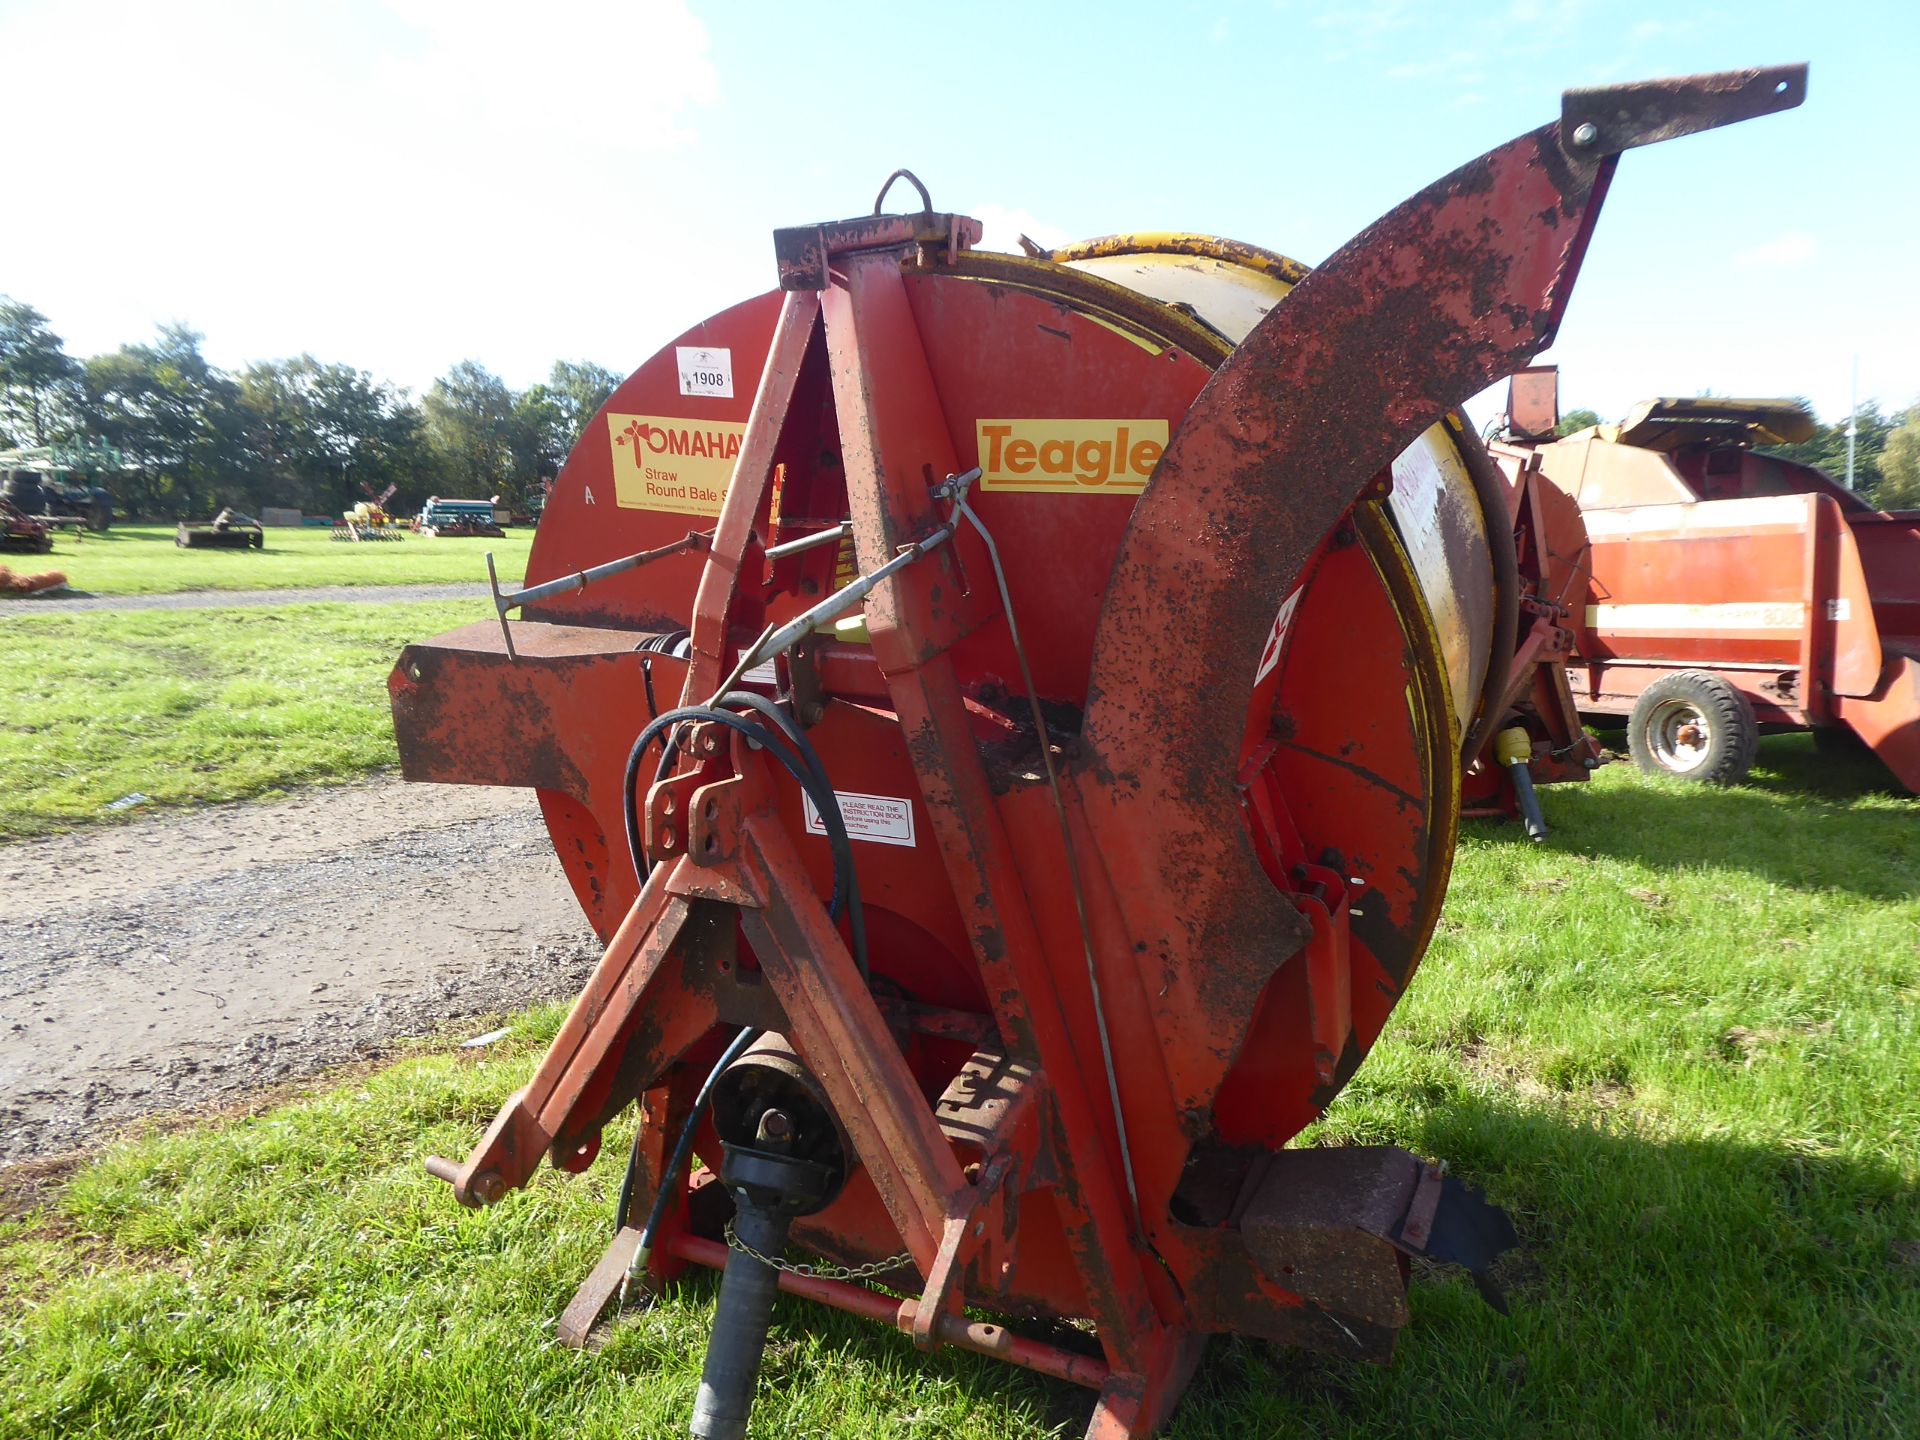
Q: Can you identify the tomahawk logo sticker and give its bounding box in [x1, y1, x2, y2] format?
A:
[607, 414, 747, 516]
[976, 420, 1168, 494]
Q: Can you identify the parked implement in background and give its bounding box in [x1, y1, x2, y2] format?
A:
[414, 496, 506, 538]
[1, 497, 54, 555]
[391, 68, 1805, 1439]
[0, 444, 116, 533]
[334, 505, 406, 541]
[334, 482, 408, 542]
[176, 508, 265, 550]
[1493, 372, 1920, 791]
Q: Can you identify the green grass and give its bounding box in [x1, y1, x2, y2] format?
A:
[0, 601, 480, 840]
[3, 741, 1915, 1438]
[3, 524, 531, 596]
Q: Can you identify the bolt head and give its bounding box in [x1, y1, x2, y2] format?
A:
[1571, 121, 1599, 148]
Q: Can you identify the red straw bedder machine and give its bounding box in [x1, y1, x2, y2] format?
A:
[392, 67, 1806, 1438]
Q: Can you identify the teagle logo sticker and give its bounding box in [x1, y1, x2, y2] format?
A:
[976, 419, 1168, 495]
[607, 414, 747, 516]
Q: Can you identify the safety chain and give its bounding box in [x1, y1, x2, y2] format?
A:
[723, 1220, 913, 1283]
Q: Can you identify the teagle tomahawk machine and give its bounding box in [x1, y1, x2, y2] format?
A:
[393, 68, 1805, 1438]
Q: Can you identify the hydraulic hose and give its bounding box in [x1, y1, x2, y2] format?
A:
[616, 1023, 761, 1310]
[621, 701, 866, 975]
[715, 690, 867, 985]
[612, 694, 869, 1278]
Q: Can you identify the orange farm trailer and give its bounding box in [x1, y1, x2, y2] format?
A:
[1493, 381, 1920, 790]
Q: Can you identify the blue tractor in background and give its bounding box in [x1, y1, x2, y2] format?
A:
[0, 444, 115, 532]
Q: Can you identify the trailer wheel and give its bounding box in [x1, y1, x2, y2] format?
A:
[1627, 672, 1757, 784]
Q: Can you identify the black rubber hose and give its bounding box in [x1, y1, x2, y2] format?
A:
[621, 705, 795, 892]
[622, 702, 866, 977]
[715, 691, 867, 985]
[632, 707, 844, 941]
[621, 1022, 760, 1253]
[658, 700, 854, 940]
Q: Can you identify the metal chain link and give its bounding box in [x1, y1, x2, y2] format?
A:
[723, 1220, 913, 1283]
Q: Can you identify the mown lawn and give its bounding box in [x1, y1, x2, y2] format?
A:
[2, 740, 1915, 1439]
[1, 524, 531, 596]
[0, 601, 479, 840]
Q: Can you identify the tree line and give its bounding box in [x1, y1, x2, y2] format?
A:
[1754, 399, 1919, 509]
[6, 293, 1917, 519]
[0, 297, 621, 521]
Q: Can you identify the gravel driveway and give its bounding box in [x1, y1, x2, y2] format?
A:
[0, 779, 598, 1163]
[0, 583, 489, 616]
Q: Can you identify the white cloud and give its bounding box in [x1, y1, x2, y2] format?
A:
[376, 0, 716, 148]
[0, 0, 721, 391]
[1733, 231, 1819, 272]
[970, 205, 1073, 257]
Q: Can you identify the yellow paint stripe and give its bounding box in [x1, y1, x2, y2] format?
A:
[1586, 601, 1806, 632]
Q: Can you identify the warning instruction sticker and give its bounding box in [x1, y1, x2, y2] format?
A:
[804, 790, 917, 848]
[607, 413, 746, 516]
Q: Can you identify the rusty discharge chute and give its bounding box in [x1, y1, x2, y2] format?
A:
[390, 67, 1805, 1437]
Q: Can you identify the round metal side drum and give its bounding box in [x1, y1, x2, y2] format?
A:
[519, 236, 1496, 1150]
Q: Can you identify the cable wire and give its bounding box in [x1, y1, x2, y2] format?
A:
[948, 485, 1145, 1234]
[616, 1023, 761, 1313]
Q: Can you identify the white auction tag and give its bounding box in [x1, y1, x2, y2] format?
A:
[676, 346, 734, 398]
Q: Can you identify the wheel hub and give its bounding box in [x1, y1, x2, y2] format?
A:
[1652, 700, 1712, 772]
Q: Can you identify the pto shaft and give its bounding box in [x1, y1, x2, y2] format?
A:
[689, 1109, 832, 1440]
[689, 1194, 794, 1440]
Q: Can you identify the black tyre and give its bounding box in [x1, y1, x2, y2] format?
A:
[1627, 671, 1757, 784]
[87, 498, 112, 531]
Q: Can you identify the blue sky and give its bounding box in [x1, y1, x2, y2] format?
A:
[4, 0, 1914, 427]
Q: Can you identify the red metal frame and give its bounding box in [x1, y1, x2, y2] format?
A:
[392, 68, 1808, 1436]
[1462, 458, 1605, 815]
